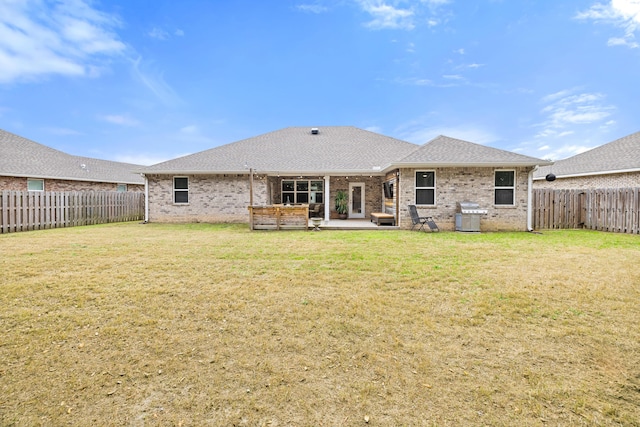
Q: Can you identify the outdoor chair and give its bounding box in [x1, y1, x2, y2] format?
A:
[408, 205, 439, 232]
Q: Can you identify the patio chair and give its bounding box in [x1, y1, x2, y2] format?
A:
[408, 205, 439, 232]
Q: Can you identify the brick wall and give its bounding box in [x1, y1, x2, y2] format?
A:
[147, 174, 267, 223]
[146, 169, 534, 230]
[398, 167, 534, 231]
[533, 171, 640, 189]
[329, 176, 383, 218]
[0, 176, 24, 190]
[0, 175, 143, 192]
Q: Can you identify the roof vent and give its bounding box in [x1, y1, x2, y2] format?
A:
[311, 128, 319, 134]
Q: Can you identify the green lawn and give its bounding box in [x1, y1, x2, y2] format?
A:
[1, 223, 639, 426]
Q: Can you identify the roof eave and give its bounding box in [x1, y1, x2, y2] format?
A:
[1, 172, 144, 185]
[140, 168, 388, 176]
[386, 160, 553, 170]
[532, 167, 640, 180]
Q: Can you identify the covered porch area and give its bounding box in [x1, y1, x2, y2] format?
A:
[261, 172, 399, 223]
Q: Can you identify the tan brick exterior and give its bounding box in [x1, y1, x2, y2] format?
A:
[533, 171, 640, 190]
[146, 170, 534, 231]
[0, 175, 143, 192]
[398, 167, 534, 231]
[147, 174, 268, 223]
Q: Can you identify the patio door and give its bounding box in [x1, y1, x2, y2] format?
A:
[349, 182, 365, 218]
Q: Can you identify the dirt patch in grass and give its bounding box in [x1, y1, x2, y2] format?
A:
[1, 223, 639, 426]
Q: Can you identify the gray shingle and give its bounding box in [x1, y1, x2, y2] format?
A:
[0, 129, 144, 184]
[140, 126, 420, 174]
[141, 127, 550, 175]
[534, 131, 640, 178]
[395, 135, 552, 167]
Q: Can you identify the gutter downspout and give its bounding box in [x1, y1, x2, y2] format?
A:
[527, 166, 537, 232]
[144, 175, 149, 223]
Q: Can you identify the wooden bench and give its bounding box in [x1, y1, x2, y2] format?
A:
[370, 212, 395, 226]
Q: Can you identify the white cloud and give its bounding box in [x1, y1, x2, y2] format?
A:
[148, 27, 185, 40]
[148, 27, 169, 40]
[130, 56, 182, 106]
[0, 0, 126, 84]
[541, 144, 596, 160]
[577, 0, 640, 48]
[537, 91, 615, 134]
[521, 89, 617, 159]
[181, 125, 199, 134]
[398, 122, 499, 145]
[296, 4, 329, 13]
[99, 114, 140, 127]
[354, 0, 451, 31]
[358, 1, 415, 30]
[364, 125, 383, 134]
[114, 153, 177, 166]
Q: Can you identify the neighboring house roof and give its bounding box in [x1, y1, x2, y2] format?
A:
[534, 131, 640, 180]
[140, 127, 551, 175]
[393, 135, 552, 168]
[0, 129, 144, 185]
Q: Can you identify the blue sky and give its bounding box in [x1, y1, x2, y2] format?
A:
[1, 0, 639, 165]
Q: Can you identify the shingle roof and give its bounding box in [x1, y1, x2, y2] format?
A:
[394, 135, 552, 167]
[534, 131, 640, 179]
[140, 126, 420, 174]
[0, 129, 144, 184]
[140, 127, 551, 175]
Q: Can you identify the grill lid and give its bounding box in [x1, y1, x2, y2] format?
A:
[457, 201, 488, 214]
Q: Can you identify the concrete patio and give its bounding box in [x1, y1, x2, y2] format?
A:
[308, 218, 400, 230]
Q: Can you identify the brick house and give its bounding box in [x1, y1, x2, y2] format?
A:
[533, 131, 640, 189]
[1, 129, 144, 192]
[139, 127, 551, 231]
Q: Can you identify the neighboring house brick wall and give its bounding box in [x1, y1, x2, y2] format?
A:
[147, 174, 267, 223]
[0, 176, 25, 190]
[0, 175, 143, 192]
[398, 167, 533, 231]
[533, 171, 640, 189]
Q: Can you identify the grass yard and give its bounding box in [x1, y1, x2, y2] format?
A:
[1, 223, 639, 426]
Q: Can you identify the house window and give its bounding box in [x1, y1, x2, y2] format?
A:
[415, 171, 435, 205]
[27, 178, 44, 191]
[174, 177, 189, 204]
[495, 170, 515, 205]
[116, 184, 127, 192]
[282, 180, 324, 204]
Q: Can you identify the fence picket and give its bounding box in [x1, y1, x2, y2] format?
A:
[533, 188, 640, 234]
[0, 191, 144, 234]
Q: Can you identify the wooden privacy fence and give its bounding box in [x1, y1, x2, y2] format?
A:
[533, 188, 640, 234]
[1, 190, 145, 234]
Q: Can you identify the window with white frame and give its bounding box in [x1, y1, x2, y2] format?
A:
[494, 170, 515, 205]
[27, 178, 44, 191]
[116, 184, 127, 192]
[173, 177, 189, 204]
[415, 171, 435, 205]
[281, 179, 323, 204]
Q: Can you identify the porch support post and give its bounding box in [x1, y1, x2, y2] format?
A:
[324, 175, 330, 223]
